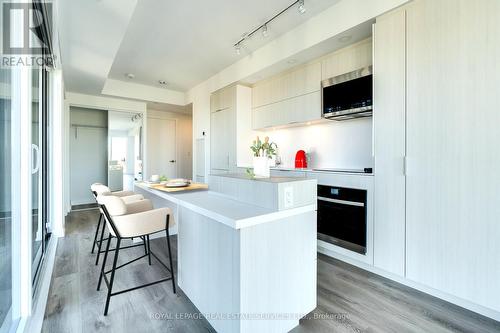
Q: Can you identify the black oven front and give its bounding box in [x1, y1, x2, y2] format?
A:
[317, 185, 367, 254]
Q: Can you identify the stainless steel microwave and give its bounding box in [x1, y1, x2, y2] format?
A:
[322, 66, 373, 121]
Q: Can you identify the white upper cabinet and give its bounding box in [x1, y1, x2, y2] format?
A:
[321, 38, 372, 80]
[251, 38, 373, 130]
[252, 91, 321, 130]
[252, 62, 321, 108]
[373, 8, 406, 277]
[251, 62, 321, 130]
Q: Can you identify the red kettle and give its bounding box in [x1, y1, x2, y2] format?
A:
[295, 150, 307, 168]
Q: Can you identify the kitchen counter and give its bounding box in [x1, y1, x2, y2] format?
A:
[134, 176, 316, 229]
[134, 175, 317, 333]
[271, 166, 374, 176]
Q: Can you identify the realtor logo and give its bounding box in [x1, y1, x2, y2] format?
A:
[2, 1, 52, 55]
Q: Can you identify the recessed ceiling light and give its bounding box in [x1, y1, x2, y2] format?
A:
[158, 80, 167, 85]
[339, 35, 352, 43]
[235, 44, 241, 55]
[126, 73, 135, 79]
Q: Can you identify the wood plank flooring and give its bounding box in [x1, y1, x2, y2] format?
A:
[42, 209, 500, 333]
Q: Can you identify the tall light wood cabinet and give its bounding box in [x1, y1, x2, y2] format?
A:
[211, 86, 236, 173]
[211, 85, 253, 173]
[405, 0, 500, 312]
[210, 107, 235, 171]
[373, 9, 407, 276]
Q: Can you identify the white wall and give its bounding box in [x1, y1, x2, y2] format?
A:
[147, 108, 193, 180]
[267, 118, 373, 170]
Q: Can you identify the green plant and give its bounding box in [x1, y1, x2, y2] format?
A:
[245, 168, 255, 179]
[250, 136, 278, 158]
[159, 175, 168, 182]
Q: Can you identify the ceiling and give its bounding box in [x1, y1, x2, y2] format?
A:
[59, 0, 340, 95]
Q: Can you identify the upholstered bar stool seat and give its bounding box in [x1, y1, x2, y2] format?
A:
[93, 195, 154, 266]
[97, 195, 176, 315]
[90, 183, 145, 257]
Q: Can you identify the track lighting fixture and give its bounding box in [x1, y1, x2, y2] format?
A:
[298, 0, 306, 14]
[262, 24, 269, 38]
[233, 0, 307, 54]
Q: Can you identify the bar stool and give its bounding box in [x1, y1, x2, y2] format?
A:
[90, 183, 145, 265]
[96, 195, 176, 315]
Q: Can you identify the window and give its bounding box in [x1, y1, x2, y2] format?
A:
[0, 68, 13, 332]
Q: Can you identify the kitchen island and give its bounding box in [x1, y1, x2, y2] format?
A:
[134, 174, 317, 333]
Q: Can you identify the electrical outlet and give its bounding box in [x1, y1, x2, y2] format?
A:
[284, 186, 294, 208]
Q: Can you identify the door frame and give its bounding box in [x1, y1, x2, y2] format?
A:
[64, 100, 147, 213]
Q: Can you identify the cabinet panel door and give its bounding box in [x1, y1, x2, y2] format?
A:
[373, 9, 406, 276]
[211, 110, 228, 170]
[251, 91, 321, 130]
[406, 0, 500, 312]
[291, 91, 321, 124]
[211, 92, 221, 113]
[321, 38, 372, 80]
[252, 62, 321, 108]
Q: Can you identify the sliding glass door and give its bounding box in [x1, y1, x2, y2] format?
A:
[31, 69, 43, 282]
[0, 68, 12, 332]
[31, 68, 50, 285]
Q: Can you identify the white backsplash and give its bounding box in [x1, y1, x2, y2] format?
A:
[269, 118, 373, 170]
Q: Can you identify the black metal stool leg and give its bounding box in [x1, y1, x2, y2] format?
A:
[104, 237, 121, 316]
[142, 236, 148, 256]
[91, 213, 102, 254]
[97, 234, 112, 291]
[165, 224, 176, 294]
[95, 217, 107, 265]
[147, 235, 152, 265]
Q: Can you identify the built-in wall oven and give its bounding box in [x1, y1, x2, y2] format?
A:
[317, 185, 367, 254]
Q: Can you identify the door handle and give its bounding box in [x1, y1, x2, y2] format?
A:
[32, 144, 40, 174]
[169, 160, 176, 163]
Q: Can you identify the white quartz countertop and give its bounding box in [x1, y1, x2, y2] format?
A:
[134, 182, 315, 230]
[212, 173, 310, 183]
[270, 166, 374, 176]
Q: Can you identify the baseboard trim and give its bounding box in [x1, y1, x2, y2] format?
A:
[318, 244, 500, 322]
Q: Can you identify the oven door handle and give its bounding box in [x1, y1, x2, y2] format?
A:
[318, 196, 365, 207]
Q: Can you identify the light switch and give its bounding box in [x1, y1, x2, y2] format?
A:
[284, 186, 294, 208]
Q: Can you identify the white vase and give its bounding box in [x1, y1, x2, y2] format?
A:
[253, 156, 270, 178]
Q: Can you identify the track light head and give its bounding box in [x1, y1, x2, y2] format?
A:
[262, 24, 269, 38]
[298, 0, 306, 14]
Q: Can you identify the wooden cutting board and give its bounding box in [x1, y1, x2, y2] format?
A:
[148, 182, 208, 193]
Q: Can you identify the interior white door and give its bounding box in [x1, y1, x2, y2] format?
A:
[70, 126, 108, 205]
[146, 117, 177, 179]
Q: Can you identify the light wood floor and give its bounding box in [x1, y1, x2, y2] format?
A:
[42, 209, 500, 333]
